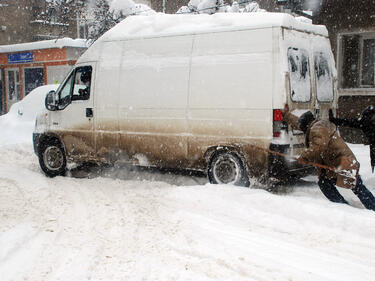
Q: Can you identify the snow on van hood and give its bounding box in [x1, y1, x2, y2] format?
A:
[0, 84, 58, 147]
[99, 13, 328, 42]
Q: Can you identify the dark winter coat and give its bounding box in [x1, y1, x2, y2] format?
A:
[329, 107, 375, 171]
[284, 112, 357, 179]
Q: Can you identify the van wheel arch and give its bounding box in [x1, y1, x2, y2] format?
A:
[38, 135, 67, 177]
[205, 146, 250, 187]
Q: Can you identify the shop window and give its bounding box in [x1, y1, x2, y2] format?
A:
[7, 69, 20, 102]
[24, 68, 44, 96]
[340, 33, 375, 88]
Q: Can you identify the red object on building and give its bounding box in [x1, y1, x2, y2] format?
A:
[0, 38, 90, 113]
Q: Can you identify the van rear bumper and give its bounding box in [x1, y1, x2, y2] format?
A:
[268, 143, 314, 180]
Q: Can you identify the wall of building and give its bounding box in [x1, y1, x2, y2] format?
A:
[0, 0, 79, 45]
[0, 46, 85, 113]
[314, 0, 375, 55]
[314, 0, 375, 143]
[0, 0, 33, 44]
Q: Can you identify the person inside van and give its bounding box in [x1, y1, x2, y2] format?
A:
[282, 104, 375, 211]
[77, 70, 91, 100]
[329, 106, 375, 173]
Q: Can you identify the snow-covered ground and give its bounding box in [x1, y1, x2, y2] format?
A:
[0, 87, 375, 281]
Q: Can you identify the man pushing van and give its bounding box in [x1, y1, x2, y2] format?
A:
[282, 104, 375, 211]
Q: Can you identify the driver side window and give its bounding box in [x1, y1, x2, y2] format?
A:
[57, 66, 92, 109]
[72, 66, 92, 101]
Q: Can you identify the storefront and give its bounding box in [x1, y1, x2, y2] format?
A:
[0, 38, 90, 113]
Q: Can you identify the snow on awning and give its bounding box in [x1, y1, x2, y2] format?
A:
[0, 38, 92, 54]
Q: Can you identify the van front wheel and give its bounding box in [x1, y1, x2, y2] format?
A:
[38, 139, 66, 177]
[207, 150, 250, 187]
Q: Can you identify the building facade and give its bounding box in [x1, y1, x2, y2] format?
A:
[0, 39, 89, 114]
[0, 0, 82, 45]
[314, 0, 375, 142]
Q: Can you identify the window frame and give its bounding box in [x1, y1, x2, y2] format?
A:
[359, 34, 375, 88]
[57, 69, 75, 110]
[23, 66, 44, 96]
[338, 31, 375, 90]
[56, 65, 92, 110]
[6, 68, 20, 102]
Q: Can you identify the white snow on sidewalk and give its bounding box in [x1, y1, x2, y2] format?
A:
[0, 87, 375, 280]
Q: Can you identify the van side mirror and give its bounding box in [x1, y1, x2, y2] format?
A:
[45, 90, 58, 111]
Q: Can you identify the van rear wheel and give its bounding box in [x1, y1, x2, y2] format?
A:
[38, 139, 66, 177]
[207, 150, 250, 187]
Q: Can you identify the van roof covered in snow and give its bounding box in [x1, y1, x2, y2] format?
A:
[99, 13, 328, 42]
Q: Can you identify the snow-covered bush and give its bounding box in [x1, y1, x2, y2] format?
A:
[177, 0, 265, 14]
[88, 0, 156, 41]
[110, 0, 156, 16]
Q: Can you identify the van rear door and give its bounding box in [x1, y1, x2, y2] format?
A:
[312, 38, 336, 119]
[281, 29, 316, 157]
[281, 30, 336, 160]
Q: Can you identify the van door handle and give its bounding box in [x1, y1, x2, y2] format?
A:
[86, 108, 93, 118]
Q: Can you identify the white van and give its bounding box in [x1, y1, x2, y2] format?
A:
[33, 13, 337, 186]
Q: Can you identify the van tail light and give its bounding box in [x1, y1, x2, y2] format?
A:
[273, 109, 284, 138]
[273, 109, 283, 121]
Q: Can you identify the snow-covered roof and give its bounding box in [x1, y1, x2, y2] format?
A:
[99, 13, 328, 42]
[0, 38, 91, 54]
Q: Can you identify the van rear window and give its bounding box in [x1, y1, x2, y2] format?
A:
[288, 48, 311, 102]
[314, 52, 334, 102]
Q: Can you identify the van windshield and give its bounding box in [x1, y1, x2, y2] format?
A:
[314, 52, 334, 102]
[288, 48, 311, 102]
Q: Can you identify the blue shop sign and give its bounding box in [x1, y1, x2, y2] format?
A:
[8, 52, 33, 64]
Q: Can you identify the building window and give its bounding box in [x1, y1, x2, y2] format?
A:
[362, 38, 375, 87]
[7, 69, 20, 101]
[24, 68, 44, 96]
[0, 69, 4, 114]
[340, 33, 375, 89]
[48, 7, 58, 24]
